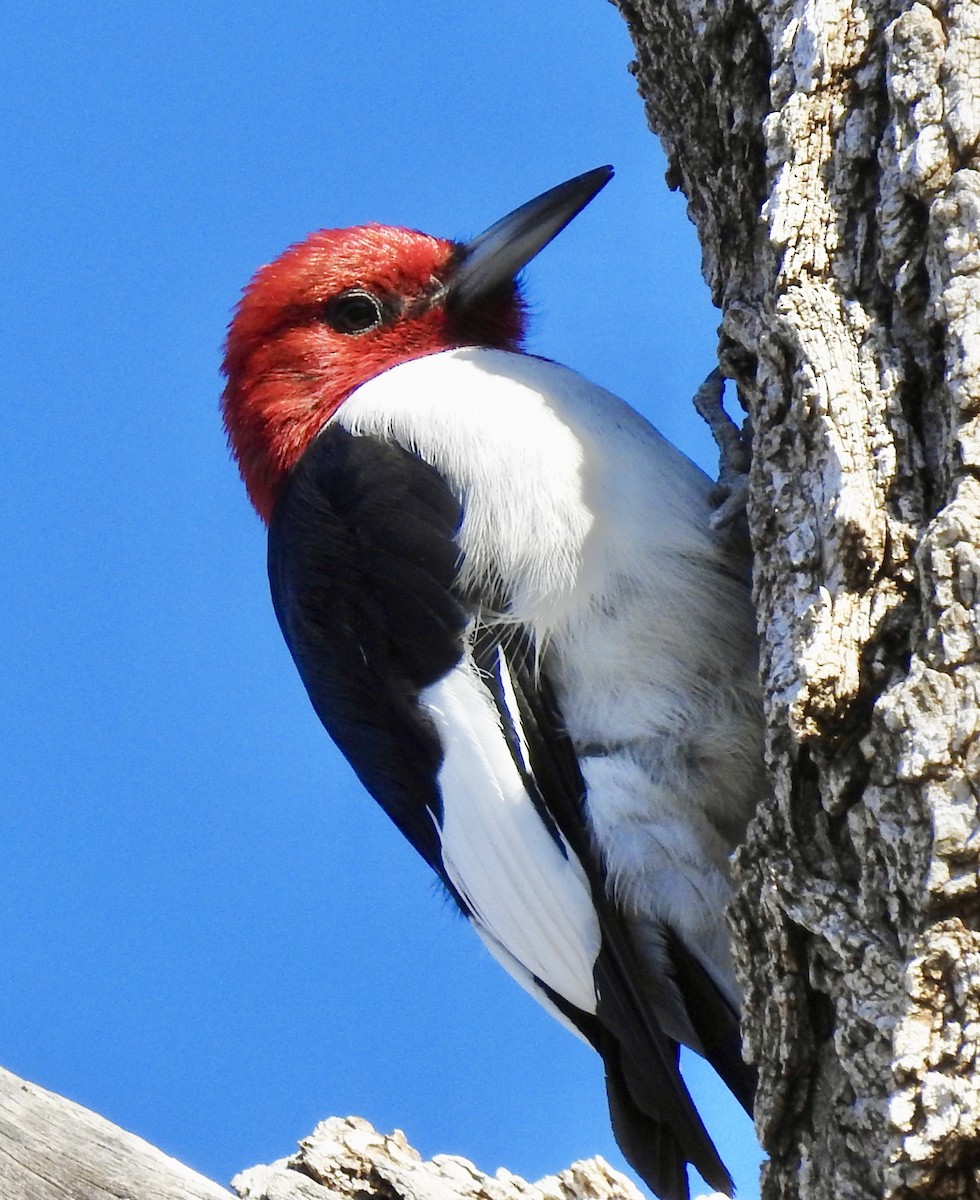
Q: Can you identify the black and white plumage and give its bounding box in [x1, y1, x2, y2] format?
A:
[266, 346, 762, 1199]
[222, 167, 764, 1199]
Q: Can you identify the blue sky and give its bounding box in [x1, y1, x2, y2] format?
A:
[2, 5, 760, 1198]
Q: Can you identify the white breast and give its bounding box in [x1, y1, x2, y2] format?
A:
[337, 348, 709, 614]
[338, 348, 594, 628]
[337, 347, 762, 1001]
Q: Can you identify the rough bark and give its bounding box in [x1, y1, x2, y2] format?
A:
[0, 1065, 643, 1200]
[610, 0, 980, 1197]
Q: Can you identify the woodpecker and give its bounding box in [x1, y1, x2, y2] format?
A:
[222, 167, 763, 1200]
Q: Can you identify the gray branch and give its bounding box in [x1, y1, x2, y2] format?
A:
[0, 1066, 647, 1200]
[0, 1065, 232, 1200]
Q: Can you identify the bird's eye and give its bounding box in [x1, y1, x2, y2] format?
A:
[324, 290, 385, 335]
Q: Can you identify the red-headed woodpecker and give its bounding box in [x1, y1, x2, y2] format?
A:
[222, 167, 763, 1200]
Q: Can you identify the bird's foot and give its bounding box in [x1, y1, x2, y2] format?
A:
[692, 369, 752, 533]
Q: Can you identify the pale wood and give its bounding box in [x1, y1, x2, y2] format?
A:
[232, 1115, 648, 1200]
[0, 1065, 232, 1199]
[0, 1065, 649, 1200]
[612, 0, 980, 1197]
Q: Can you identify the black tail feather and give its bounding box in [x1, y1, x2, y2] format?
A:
[666, 930, 757, 1116]
[603, 1041, 733, 1200]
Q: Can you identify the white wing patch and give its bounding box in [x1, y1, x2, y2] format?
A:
[421, 647, 600, 1019]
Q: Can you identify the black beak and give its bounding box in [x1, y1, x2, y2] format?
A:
[446, 165, 614, 313]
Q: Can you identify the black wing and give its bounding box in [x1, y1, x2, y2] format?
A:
[268, 424, 468, 872]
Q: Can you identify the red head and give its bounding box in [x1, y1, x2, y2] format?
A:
[222, 166, 613, 522]
[222, 224, 524, 521]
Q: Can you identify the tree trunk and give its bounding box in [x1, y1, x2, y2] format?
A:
[611, 0, 980, 1197]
